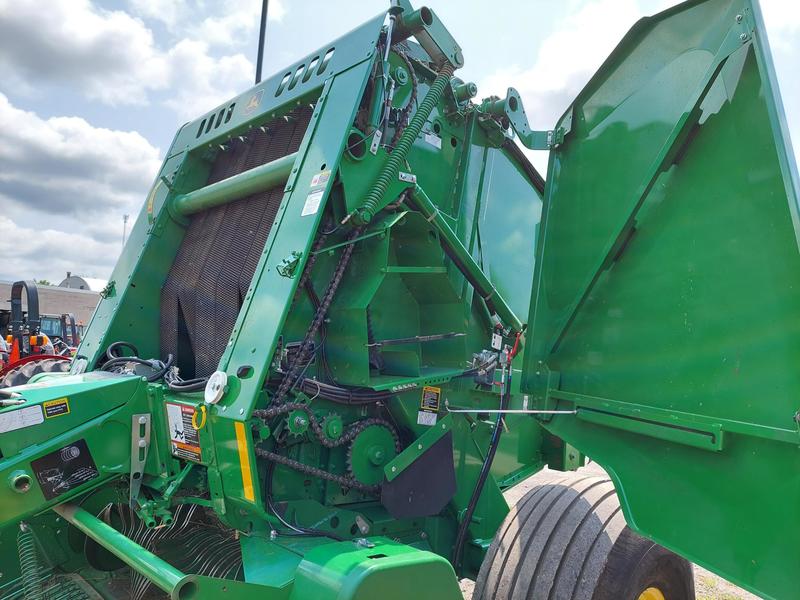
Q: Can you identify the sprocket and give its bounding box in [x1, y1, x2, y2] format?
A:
[285, 409, 310, 437]
[346, 425, 397, 486]
[321, 413, 344, 442]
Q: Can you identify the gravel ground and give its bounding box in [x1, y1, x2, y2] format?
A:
[458, 463, 761, 600]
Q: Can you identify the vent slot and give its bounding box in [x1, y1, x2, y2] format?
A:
[195, 102, 238, 139]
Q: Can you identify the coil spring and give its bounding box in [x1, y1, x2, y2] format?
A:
[354, 62, 456, 225]
[17, 523, 44, 600]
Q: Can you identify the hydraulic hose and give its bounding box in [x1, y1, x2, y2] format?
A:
[451, 362, 511, 572]
[349, 62, 455, 225]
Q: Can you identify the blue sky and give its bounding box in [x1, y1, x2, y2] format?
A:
[0, 0, 797, 282]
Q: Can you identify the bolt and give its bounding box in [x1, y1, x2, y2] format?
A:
[736, 13, 743, 22]
[239, 408, 244, 415]
[391, 466, 397, 472]
[138, 416, 147, 425]
[417, 444, 423, 450]
[740, 33, 748, 41]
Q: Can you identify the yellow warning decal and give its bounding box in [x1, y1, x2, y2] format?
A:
[234, 421, 255, 502]
[43, 398, 70, 418]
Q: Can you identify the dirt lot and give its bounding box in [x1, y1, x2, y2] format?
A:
[458, 463, 761, 600]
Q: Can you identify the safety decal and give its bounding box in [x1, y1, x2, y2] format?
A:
[310, 169, 331, 189]
[424, 132, 442, 149]
[31, 439, 99, 501]
[43, 397, 70, 418]
[0, 404, 44, 433]
[301, 189, 325, 217]
[166, 402, 202, 462]
[417, 386, 441, 427]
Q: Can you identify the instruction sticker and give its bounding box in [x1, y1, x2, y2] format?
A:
[301, 189, 325, 217]
[417, 386, 441, 427]
[0, 404, 43, 433]
[44, 397, 70, 418]
[310, 169, 331, 188]
[31, 439, 99, 500]
[424, 132, 442, 149]
[166, 403, 202, 462]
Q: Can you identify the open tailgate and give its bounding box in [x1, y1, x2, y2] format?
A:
[522, 1, 800, 598]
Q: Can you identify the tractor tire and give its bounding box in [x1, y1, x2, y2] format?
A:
[0, 358, 71, 387]
[472, 471, 694, 600]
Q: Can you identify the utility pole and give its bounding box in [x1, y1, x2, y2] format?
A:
[122, 214, 130, 248]
[255, 0, 269, 84]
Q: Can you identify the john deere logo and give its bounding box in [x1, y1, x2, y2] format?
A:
[244, 90, 264, 115]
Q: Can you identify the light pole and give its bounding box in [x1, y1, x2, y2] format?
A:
[122, 214, 130, 248]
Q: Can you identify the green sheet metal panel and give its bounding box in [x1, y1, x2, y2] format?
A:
[523, 1, 800, 598]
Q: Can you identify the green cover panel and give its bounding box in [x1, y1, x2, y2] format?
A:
[524, 1, 800, 598]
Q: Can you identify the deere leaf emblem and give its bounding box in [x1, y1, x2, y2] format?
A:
[244, 90, 264, 115]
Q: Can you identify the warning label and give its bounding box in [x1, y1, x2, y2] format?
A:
[32, 438, 99, 500]
[301, 189, 324, 217]
[166, 403, 202, 462]
[417, 386, 441, 426]
[0, 404, 43, 433]
[310, 169, 331, 188]
[44, 397, 70, 418]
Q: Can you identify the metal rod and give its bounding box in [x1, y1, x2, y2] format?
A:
[255, 0, 269, 84]
[410, 185, 524, 332]
[173, 151, 297, 217]
[53, 503, 189, 596]
[445, 408, 577, 415]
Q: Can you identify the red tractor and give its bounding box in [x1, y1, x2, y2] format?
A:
[0, 280, 72, 387]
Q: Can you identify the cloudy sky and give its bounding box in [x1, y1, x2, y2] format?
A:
[0, 0, 797, 283]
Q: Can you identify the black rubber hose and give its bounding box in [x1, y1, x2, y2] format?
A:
[451, 367, 510, 571]
[105, 341, 140, 361]
[100, 354, 173, 383]
[264, 461, 344, 541]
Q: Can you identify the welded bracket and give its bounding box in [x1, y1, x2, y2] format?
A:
[277, 251, 303, 278]
[479, 88, 572, 150]
[394, 0, 464, 68]
[130, 414, 151, 507]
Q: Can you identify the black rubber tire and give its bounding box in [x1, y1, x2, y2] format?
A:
[0, 358, 71, 387]
[472, 471, 695, 600]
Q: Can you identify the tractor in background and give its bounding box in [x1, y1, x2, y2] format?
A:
[0, 280, 72, 386]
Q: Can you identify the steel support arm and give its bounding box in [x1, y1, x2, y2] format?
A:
[172, 151, 298, 217]
[409, 185, 523, 332]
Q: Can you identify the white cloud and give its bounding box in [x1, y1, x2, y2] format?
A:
[0, 0, 167, 105]
[162, 39, 254, 119]
[760, 0, 800, 52]
[191, 0, 287, 47]
[0, 93, 160, 280]
[129, 0, 287, 46]
[129, 0, 188, 29]
[0, 0, 254, 113]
